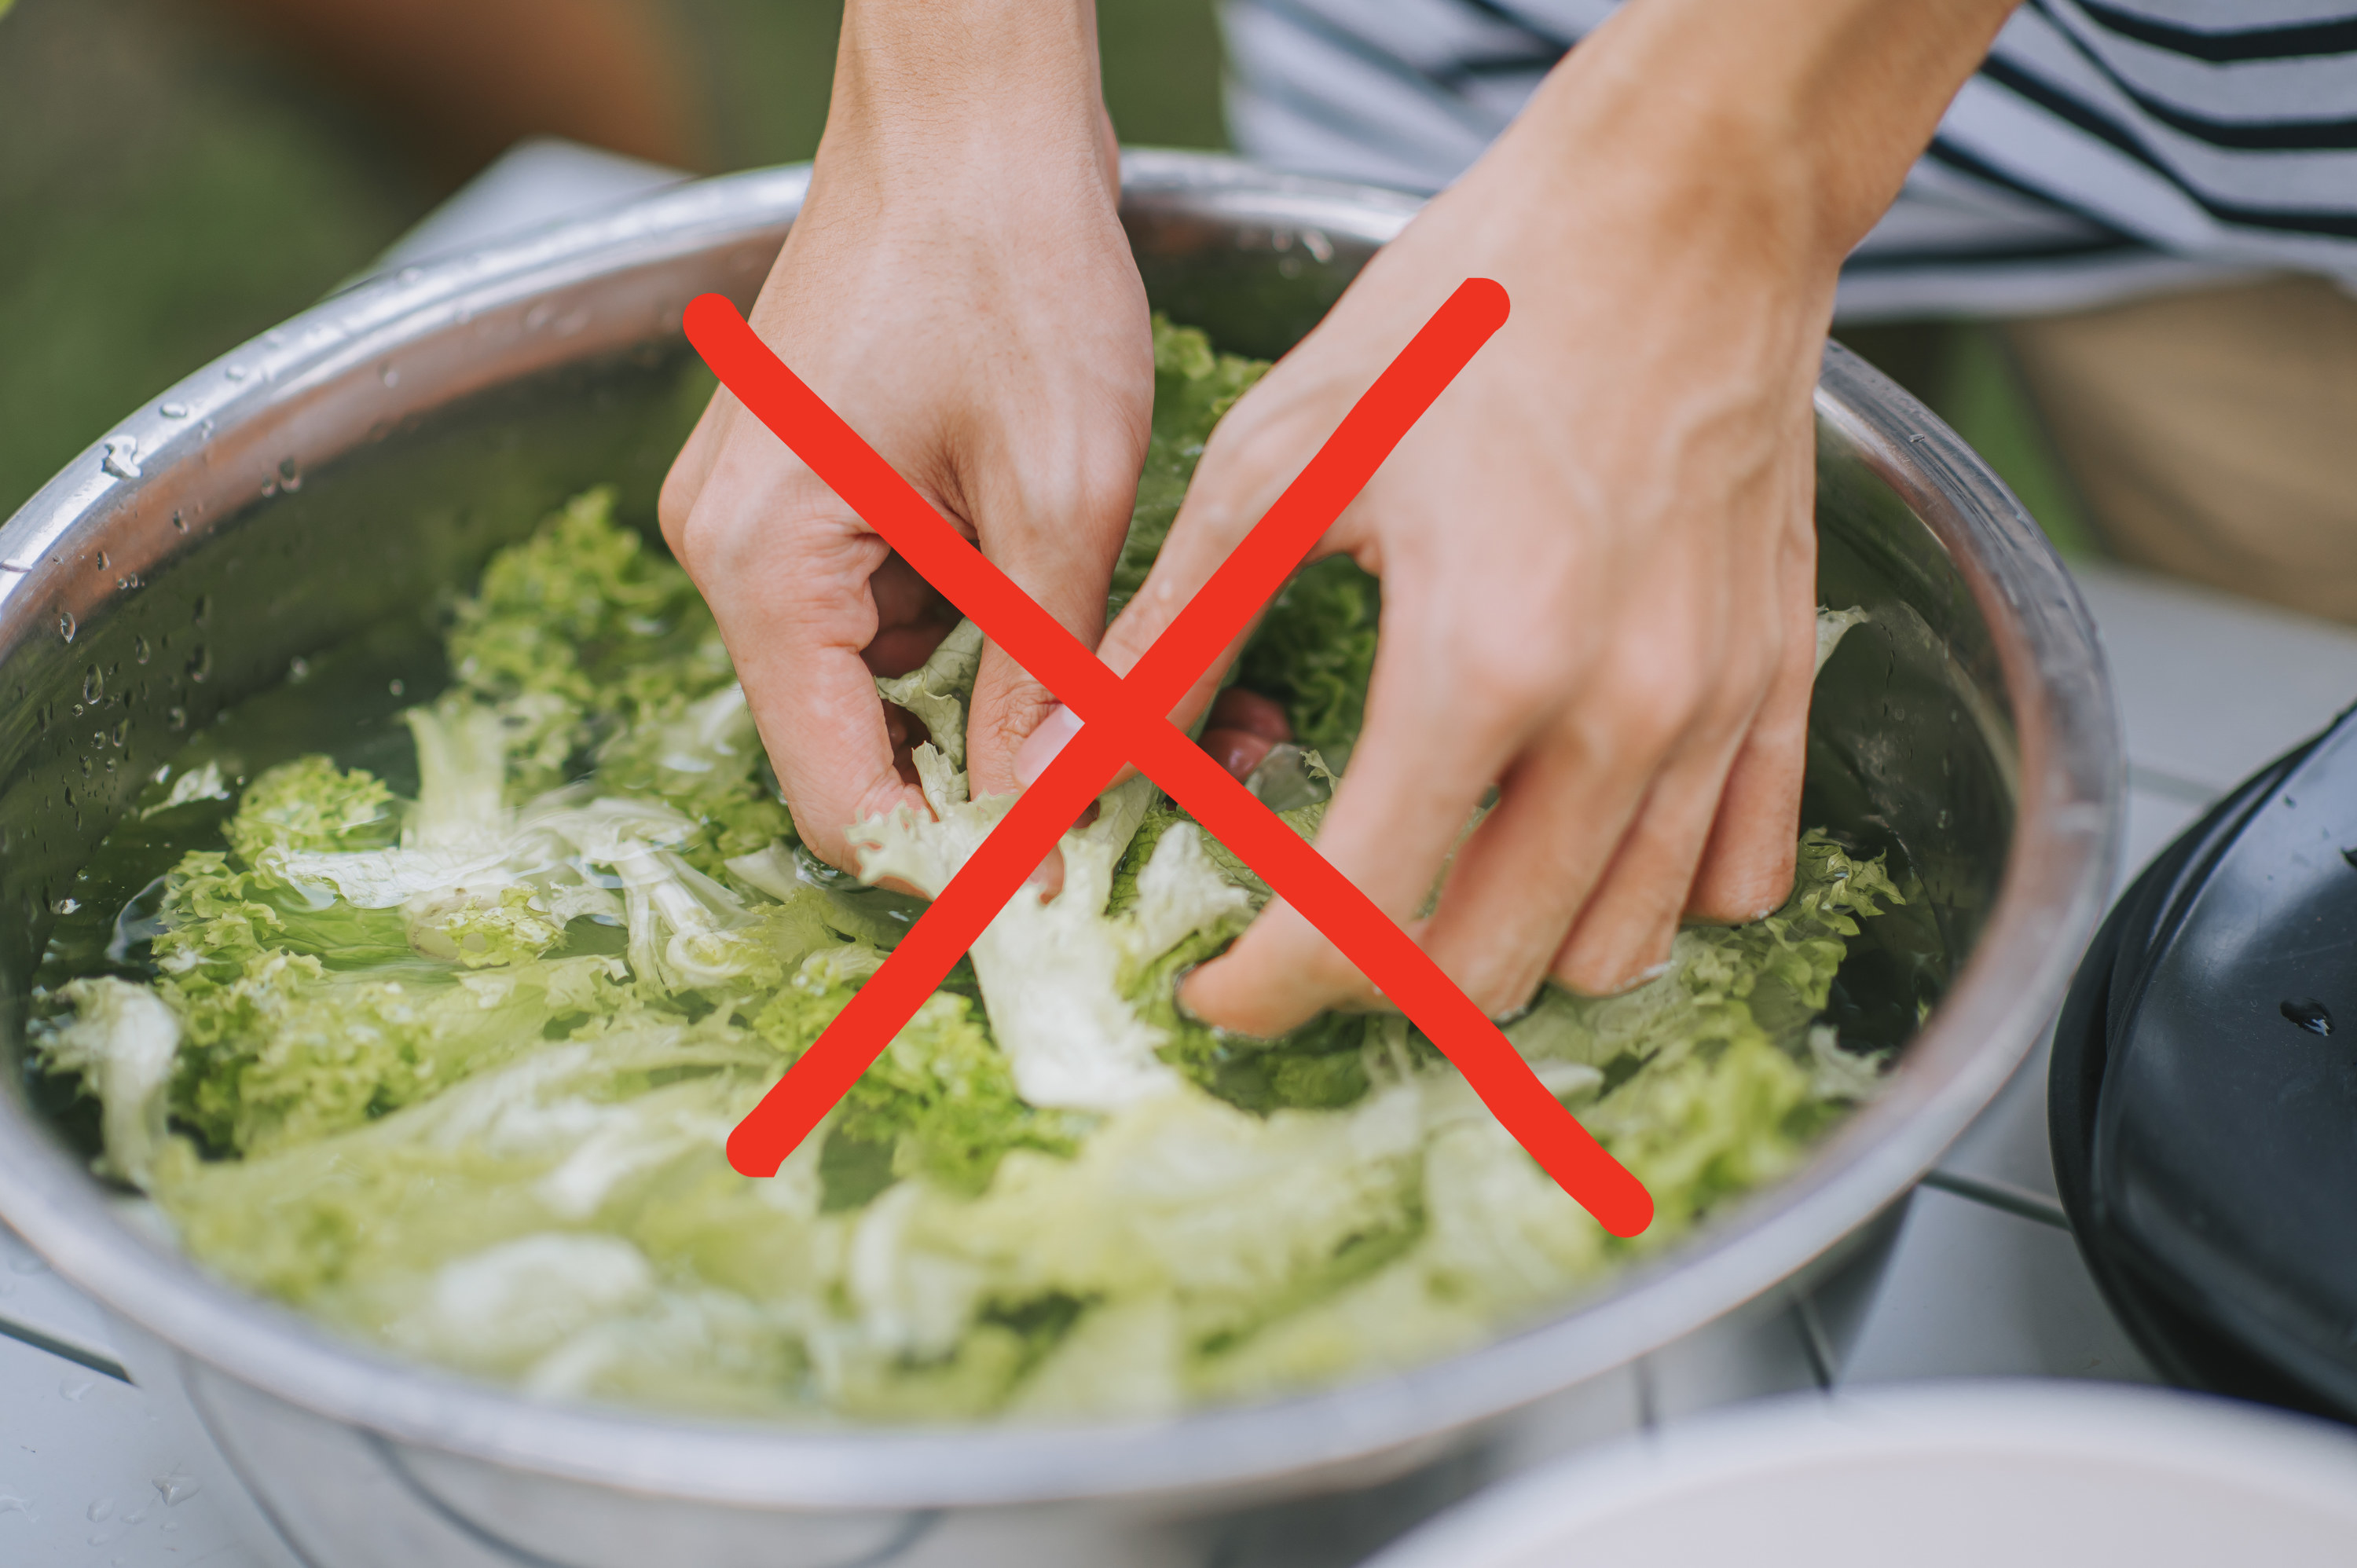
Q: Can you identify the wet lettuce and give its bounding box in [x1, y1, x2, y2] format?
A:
[31, 321, 1901, 1423]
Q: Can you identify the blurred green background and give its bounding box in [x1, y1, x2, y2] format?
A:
[0, 0, 2084, 550]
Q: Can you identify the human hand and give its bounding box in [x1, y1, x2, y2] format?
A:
[659, 1, 1149, 870]
[1031, 0, 2011, 1034]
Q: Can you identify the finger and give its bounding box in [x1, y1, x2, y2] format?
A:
[1687, 522, 1819, 922]
[1409, 726, 1659, 1018]
[1208, 687, 1293, 743]
[1201, 727, 1277, 780]
[964, 468, 1138, 802]
[1178, 587, 1537, 1037]
[1548, 724, 1754, 996]
[678, 443, 923, 870]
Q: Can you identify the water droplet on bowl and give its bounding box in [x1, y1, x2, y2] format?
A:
[397, 266, 423, 284]
[167, 705, 187, 731]
[59, 610, 76, 643]
[379, 364, 401, 389]
[2282, 998, 2333, 1036]
[151, 1473, 201, 1508]
[83, 666, 103, 703]
[101, 436, 140, 480]
[389, 677, 405, 697]
[288, 655, 310, 681]
[277, 456, 302, 493]
[225, 363, 248, 382]
[87, 1496, 113, 1522]
[51, 897, 79, 916]
[170, 511, 187, 533]
[185, 646, 211, 683]
[159, 401, 189, 419]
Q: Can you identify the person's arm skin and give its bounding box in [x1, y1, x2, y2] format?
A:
[660, 0, 1152, 872]
[1026, 0, 2021, 1035]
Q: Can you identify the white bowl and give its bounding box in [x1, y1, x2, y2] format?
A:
[1365, 1382, 2357, 1568]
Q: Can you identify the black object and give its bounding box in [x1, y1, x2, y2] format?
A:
[2052, 708, 2357, 1424]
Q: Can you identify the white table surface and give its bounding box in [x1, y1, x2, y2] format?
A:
[13, 141, 2357, 1567]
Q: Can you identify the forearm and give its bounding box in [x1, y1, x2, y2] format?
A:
[1506, 0, 2019, 270]
[824, 0, 1109, 185]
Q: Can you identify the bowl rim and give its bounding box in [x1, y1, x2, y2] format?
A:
[0, 149, 2121, 1509]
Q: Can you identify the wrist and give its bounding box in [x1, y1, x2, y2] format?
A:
[1499, 0, 2013, 269]
[827, 0, 1108, 178]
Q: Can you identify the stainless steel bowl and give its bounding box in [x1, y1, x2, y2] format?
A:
[0, 152, 2118, 1568]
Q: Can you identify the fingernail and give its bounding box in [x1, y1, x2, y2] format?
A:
[1014, 705, 1082, 786]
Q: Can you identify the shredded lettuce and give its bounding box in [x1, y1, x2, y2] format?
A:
[30, 320, 1908, 1425]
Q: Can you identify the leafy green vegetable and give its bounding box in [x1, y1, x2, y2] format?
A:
[31, 320, 1909, 1427]
[1236, 555, 1383, 757]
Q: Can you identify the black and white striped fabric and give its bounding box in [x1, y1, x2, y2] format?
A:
[1220, 0, 2357, 320]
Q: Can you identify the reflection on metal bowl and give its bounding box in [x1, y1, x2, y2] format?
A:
[0, 152, 2117, 1568]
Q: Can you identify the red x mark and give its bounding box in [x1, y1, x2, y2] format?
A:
[686, 282, 1653, 1237]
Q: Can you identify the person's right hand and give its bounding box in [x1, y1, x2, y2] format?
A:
[659, 2, 1150, 872]
[1021, 0, 2014, 1036]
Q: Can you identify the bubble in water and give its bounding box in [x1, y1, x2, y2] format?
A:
[2282, 998, 2333, 1036]
[159, 401, 189, 419]
[101, 436, 140, 480]
[83, 665, 103, 703]
[59, 610, 76, 643]
[151, 1473, 202, 1508]
[277, 456, 302, 493]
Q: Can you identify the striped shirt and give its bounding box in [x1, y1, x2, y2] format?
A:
[1220, 1, 2357, 320]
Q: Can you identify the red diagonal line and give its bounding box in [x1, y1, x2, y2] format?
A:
[690, 288, 1654, 1236]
